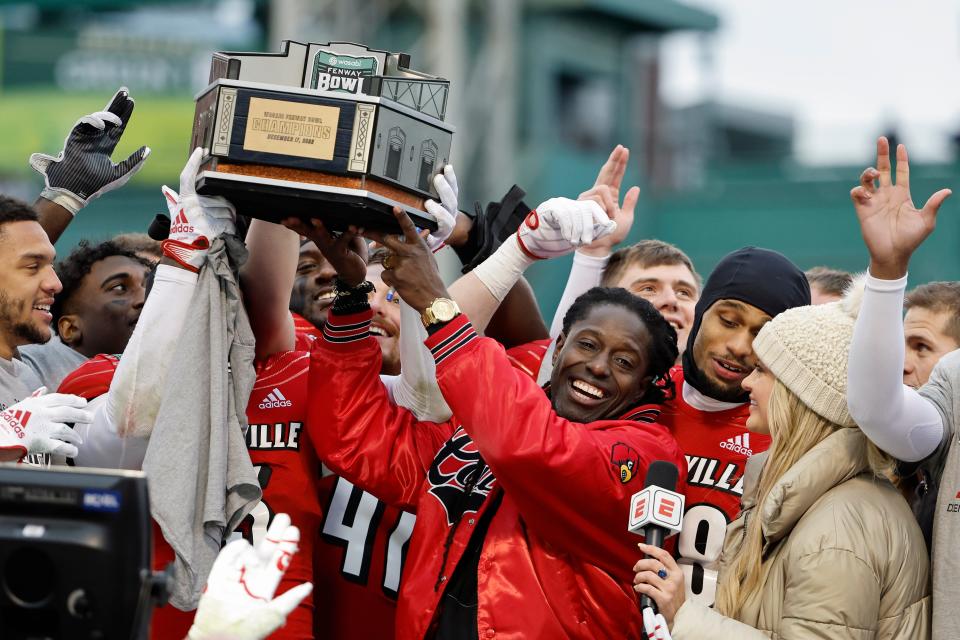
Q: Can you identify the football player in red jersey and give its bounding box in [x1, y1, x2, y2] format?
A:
[243, 217, 435, 639]
[650, 249, 809, 606]
[289, 238, 337, 333]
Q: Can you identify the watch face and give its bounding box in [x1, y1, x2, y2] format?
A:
[432, 298, 458, 322]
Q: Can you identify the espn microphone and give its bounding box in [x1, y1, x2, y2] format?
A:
[627, 461, 684, 612]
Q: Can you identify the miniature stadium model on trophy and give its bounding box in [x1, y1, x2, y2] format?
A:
[190, 41, 453, 232]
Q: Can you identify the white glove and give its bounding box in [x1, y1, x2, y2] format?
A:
[424, 164, 458, 252]
[29, 87, 150, 215]
[0, 388, 89, 460]
[472, 197, 616, 301]
[160, 147, 237, 272]
[516, 197, 615, 259]
[189, 513, 313, 640]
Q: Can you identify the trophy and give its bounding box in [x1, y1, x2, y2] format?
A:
[190, 41, 454, 232]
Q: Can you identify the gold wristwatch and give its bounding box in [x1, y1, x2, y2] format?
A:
[421, 297, 461, 328]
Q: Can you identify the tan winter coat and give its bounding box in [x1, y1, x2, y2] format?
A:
[671, 428, 930, 639]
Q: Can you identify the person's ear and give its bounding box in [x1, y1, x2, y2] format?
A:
[553, 332, 566, 366]
[58, 315, 82, 348]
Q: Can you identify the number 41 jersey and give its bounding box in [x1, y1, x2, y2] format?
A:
[247, 345, 415, 639]
[657, 365, 771, 608]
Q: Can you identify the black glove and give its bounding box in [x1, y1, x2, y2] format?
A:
[454, 184, 531, 273]
[30, 87, 150, 215]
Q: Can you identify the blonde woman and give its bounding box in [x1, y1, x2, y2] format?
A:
[633, 287, 930, 638]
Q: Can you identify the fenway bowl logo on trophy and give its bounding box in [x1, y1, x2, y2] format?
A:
[189, 41, 454, 233]
[311, 52, 379, 94]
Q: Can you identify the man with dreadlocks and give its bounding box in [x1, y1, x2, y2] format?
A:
[302, 207, 685, 638]
[526, 242, 810, 608]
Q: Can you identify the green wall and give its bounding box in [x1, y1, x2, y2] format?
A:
[525, 160, 960, 319]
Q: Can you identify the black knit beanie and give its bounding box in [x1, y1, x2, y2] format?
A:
[681, 246, 810, 403]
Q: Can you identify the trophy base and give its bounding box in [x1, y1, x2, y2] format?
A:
[196, 171, 439, 234]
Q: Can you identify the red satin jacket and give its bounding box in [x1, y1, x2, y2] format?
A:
[309, 311, 686, 639]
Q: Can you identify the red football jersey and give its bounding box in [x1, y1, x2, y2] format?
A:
[292, 312, 322, 341]
[247, 346, 419, 640]
[292, 312, 413, 637]
[658, 365, 771, 607]
[242, 349, 321, 640]
[312, 473, 414, 639]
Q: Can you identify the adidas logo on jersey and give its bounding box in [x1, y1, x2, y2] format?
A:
[169, 210, 195, 235]
[720, 433, 752, 456]
[258, 388, 292, 409]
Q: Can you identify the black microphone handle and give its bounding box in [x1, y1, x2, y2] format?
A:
[639, 525, 667, 612]
[645, 526, 665, 550]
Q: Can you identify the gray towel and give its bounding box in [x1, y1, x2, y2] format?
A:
[143, 235, 261, 610]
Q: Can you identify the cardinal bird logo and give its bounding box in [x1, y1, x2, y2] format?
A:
[611, 442, 640, 484]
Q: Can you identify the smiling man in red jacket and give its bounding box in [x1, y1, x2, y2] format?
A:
[301, 208, 686, 639]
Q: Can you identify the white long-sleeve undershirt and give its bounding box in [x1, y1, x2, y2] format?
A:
[548, 251, 610, 339]
[74, 395, 149, 469]
[846, 273, 944, 462]
[76, 265, 198, 469]
[383, 298, 452, 423]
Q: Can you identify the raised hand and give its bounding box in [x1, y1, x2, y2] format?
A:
[366, 207, 448, 313]
[516, 197, 616, 259]
[851, 137, 951, 279]
[282, 217, 368, 287]
[160, 148, 237, 272]
[578, 144, 640, 257]
[424, 164, 459, 252]
[30, 87, 150, 215]
[188, 513, 312, 640]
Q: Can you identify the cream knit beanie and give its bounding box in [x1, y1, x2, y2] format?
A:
[751, 275, 866, 427]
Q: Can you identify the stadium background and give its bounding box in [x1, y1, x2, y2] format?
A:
[0, 0, 957, 316]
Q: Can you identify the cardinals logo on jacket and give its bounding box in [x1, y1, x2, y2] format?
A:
[428, 427, 497, 525]
[611, 442, 640, 484]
